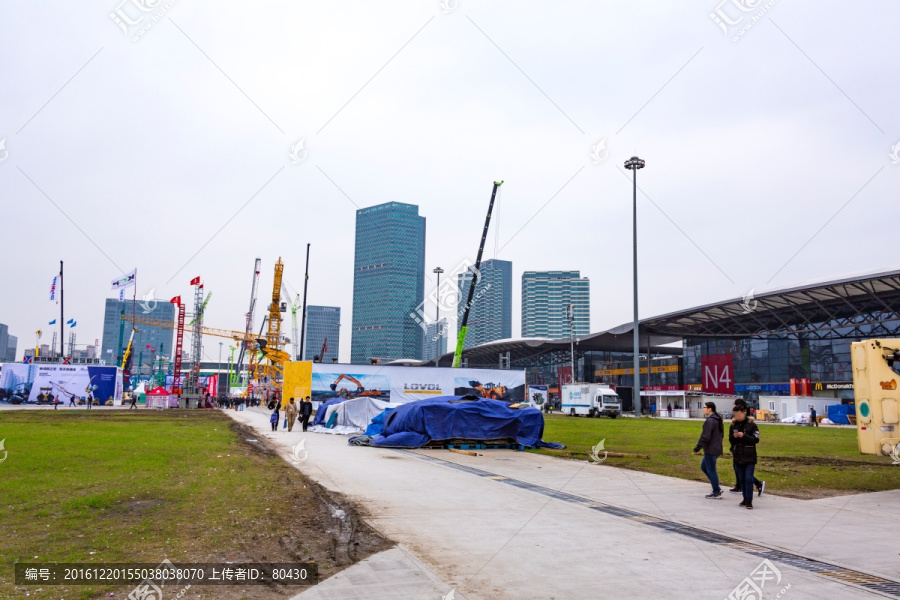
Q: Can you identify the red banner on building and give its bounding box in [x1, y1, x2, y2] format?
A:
[701, 354, 734, 394]
[557, 366, 573, 386]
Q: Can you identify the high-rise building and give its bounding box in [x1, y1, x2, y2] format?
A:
[422, 318, 448, 363]
[0, 324, 13, 362]
[101, 299, 175, 365]
[521, 271, 590, 338]
[6, 334, 17, 362]
[305, 306, 341, 363]
[456, 259, 512, 349]
[351, 202, 426, 363]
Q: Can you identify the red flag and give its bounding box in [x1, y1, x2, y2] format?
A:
[170, 296, 181, 304]
[190, 276, 201, 285]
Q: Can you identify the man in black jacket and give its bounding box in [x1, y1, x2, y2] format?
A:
[693, 402, 724, 499]
[730, 404, 760, 509]
[300, 396, 313, 432]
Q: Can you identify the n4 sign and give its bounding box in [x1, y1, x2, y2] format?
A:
[701, 354, 735, 394]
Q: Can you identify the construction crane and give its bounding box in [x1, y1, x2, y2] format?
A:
[256, 258, 288, 404]
[282, 283, 302, 360]
[453, 180, 503, 368]
[235, 259, 262, 386]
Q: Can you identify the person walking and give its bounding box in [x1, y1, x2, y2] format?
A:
[810, 407, 819, 427]
[130, 394, 137, 409]
[730, 404, 760, 509]
[728, 400, 765, 497]
[667, 403, 672, 417]
[69, 394, 76, 407]
[286, 398, 298, 432]
[301, 396, 313, 432]
[86, 393, 93, 410]
[693, 401, 724, 499]
[269, 407, 279, 432]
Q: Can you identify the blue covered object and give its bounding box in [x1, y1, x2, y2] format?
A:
[367, 396, 563, 449]
[312, 397, 347, 426]
[365, 407, 395, 437]
[827, 404, 853, 425]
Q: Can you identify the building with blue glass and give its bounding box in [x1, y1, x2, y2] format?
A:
[456, 259, 512, 349]
[101, 299, 175, 366]
[521, 270, 590, 339]
[350, 202, 426, 363]
[304, 305, 340, 363]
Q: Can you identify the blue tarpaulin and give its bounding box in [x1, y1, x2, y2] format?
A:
[365, 407, 395, 437]
[364, 396, 563, 449]
[827, 404, 854, 425]
[312, 397, 347, 426]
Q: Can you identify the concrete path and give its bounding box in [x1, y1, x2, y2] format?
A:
[227, 407, 899, 600]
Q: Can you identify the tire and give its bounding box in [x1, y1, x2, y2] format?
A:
[569, 408, 576, 417]
[609, 413, 618, 419]
[589, 408, 597, 418]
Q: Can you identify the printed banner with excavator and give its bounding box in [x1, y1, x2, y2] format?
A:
[282, 362, 525, 405]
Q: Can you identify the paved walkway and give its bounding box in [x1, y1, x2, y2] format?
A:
[227, 407, 898, 600]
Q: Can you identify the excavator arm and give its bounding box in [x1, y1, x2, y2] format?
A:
[330, 374, 364, 392]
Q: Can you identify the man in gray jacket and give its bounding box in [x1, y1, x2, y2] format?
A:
[693, 401, 724, 499]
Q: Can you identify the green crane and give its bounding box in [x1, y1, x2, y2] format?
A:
[453, 180, 503, 368]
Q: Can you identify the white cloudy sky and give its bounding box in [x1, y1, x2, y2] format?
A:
[1, 0, 898, 363]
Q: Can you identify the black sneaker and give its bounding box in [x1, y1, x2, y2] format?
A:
[757, 481, 766, 497]
[739, 501, 748, 507]
[745, 503, 753, 510]
[706, 492, 723, 499]
[729, 486, 742, 494]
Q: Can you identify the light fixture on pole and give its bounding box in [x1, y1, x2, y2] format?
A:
[624, 155, 645, 416]
[433, 267, 444, 367]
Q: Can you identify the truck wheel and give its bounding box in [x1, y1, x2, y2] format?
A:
[589, 408, 597, 418]
[569, 408, 576, 417]
[609, 413, 617, 419]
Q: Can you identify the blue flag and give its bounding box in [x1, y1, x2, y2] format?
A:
[70, 321, 77, 327]
[49, 319, 57, 325]
[66, 318, 74, 325]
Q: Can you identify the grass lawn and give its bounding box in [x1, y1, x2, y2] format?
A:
[536, 414, 900, 499]
[0, 410, 388, 600]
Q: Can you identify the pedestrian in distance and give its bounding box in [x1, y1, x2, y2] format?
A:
[730, 404, 761, 509]
[301, 396, 313, 432]
[86, 393, 93, 410]
[286, 398, 298, 432]
[667, 403, 672, 417]
[130, 394, 137, 409]
[69, 394, 76, 407]
[650, 402, 657, 417]
[810, 407, 819, 427]
[270, 407, 279, 432]
[693, 401, 724, 499]
[728, 400, 765, 497]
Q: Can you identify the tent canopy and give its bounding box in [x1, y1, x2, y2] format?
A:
[145, 387, 172, 396]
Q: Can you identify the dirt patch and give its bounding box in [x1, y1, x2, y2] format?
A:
[177, 420, 393, 599]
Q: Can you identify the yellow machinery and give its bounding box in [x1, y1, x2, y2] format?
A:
[851, 338, 900, 456]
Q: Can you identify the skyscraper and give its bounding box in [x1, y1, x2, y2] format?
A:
[351, 202, 426, 363]
[101, 299, 175, 365]
[422, 318, 448, 363]
[6, 334, 17, 362]
[456, 259, 512, 349]
[521, 271, 590, 338]
[0, 324, 12, 363]
[305, 306, 341, 363]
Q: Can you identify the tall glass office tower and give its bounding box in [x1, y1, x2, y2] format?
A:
[101, 299, 175, 365]
[351, 202, 426, 363]
[521, 271, 590, 338]
[304, 306, 340, 363]
[456, 259, 512, 349]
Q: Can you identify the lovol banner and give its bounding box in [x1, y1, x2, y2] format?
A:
[281, 362, 526, 405]
[0, 363, 123, 406]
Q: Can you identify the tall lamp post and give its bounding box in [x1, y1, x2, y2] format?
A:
[624, 156, 645, 416]
[433, 267, 444, 367]
[566, 303, 576, 382]
[217, 342, 223, 397]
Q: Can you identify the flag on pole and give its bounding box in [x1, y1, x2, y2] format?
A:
[119, 288, 125, 301]
[66, 318, 74, 325]
[50, 276, 57, 301]
[49, 319, 57, 325]
[170, 296, 182, 305]
[111, 269, 137, 291]
[70, 321, 77, 327]
[190, 276, 201, 286]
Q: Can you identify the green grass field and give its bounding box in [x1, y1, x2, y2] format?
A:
[537, 414, 900, 498]
[0, 410, 387, 600]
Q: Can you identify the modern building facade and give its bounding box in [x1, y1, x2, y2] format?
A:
[101, 299, 175, 366]
[442, 269, 900, 411]
[0, 324, 15, 362]
[456, 259, 512, 349]
[350, 202, 426, 363]
[305, 305, 341, 363]
[422, 318, 448, 363]
[521, 271, 590, 339]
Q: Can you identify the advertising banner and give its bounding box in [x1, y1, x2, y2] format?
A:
[0, 363, 123, 405]
[527, 385, 548, 407]
[701, 353, 735, 394]
[282, 362, 526, 405]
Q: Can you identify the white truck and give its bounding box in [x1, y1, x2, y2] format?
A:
[561, 384, 621, 418]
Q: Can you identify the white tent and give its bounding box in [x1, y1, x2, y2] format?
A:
[310, 397, 398, 435]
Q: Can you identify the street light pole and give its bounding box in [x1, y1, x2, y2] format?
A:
[218, 342, 223, 397]
[433, 267, 444, 367]
[625, 156, 645, 417]
[567, 303, 576, 382]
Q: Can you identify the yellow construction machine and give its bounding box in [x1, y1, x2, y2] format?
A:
[851, 338, 900, 456]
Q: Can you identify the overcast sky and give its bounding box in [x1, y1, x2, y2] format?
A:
[1, 0, 898, 364]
